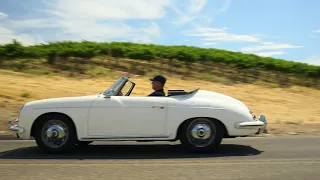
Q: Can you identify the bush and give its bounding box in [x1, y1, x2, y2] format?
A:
[0, 40, 319, 78]
[2, 39, 25, 59]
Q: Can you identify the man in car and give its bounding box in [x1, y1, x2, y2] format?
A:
[148, 75, 166, 96]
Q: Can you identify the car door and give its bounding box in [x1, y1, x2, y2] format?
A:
[88, 95, 168, 138]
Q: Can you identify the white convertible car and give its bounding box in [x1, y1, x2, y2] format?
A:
[10, 76, 267, 153]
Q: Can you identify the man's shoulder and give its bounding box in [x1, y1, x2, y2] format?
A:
[148, 91, 165, 96]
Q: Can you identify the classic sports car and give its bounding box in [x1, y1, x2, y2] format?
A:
[10, 76, 267, 153]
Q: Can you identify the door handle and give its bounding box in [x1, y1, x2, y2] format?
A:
[152, 106, 164, 109]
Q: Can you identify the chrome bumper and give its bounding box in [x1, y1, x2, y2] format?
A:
[235, 114, 267, 134]
[9, 119, 24, 133]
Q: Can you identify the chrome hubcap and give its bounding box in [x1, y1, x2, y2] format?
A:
[191, 124, 211, 139]
[41, 120, 69, 148]
[46, 125, 66, 139]
[187, 119, 216, 147]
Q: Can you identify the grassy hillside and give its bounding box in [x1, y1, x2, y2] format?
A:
[0, 39, 320, 136]
[0, 68, 320, 136]
[0, 40, 319, 89]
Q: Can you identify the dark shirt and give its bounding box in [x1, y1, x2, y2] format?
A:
[148, 89, 165, 96]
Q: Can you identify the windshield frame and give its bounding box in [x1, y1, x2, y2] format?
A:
[103, 76, 129, 97]
[102, 76, 136, 97]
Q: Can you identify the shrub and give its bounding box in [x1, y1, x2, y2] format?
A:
[0, 40, 318, 78]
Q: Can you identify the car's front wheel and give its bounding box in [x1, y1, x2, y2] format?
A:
[179, 118, 224, 153]
[34, 114, 77, 154]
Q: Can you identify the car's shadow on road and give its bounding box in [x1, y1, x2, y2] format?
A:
[0, 142, 263, 160]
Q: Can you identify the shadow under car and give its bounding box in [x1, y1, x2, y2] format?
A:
[0, 142, 263, 160]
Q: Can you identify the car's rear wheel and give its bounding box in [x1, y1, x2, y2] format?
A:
[179, 118, 224, 153]
[34, 114, 77, 154]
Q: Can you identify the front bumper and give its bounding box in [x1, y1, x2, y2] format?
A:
[9, 119, 24, 137]
[235, 114, 267, 134]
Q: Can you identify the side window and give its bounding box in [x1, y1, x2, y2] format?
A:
[122, 82, 132, 95]
[119, 81, 135, 96]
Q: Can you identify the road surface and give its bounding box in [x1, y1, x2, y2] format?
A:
[0, 136, 320, 180]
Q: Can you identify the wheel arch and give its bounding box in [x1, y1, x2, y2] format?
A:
[175, 117, 230, 140]
[30, 112, 78, 139]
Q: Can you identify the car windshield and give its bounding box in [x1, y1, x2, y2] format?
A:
[103, 76, 128, 96]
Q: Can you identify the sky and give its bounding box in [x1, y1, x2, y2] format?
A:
[0, 0, 319, 65]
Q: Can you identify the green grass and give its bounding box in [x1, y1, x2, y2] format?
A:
[21, 92, 30, 98]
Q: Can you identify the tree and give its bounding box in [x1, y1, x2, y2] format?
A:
[3, 39, 25, 59]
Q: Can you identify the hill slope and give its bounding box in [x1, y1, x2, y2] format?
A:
[0, 40, 319, 89]
[0, 69, 320, 136]
[0, 40, 319, 136]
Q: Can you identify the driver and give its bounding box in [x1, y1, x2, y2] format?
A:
[148, 75, 166, 96]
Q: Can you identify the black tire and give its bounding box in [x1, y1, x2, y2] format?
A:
[34, 114, 77, 154]
[179, 118, 224, 153]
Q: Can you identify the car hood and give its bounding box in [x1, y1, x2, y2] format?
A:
[24, 94, 100, 109]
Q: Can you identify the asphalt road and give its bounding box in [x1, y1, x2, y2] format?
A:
[0, 136, 319, 180]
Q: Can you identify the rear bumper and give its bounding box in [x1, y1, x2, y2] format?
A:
[235, 115, 267, 134]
